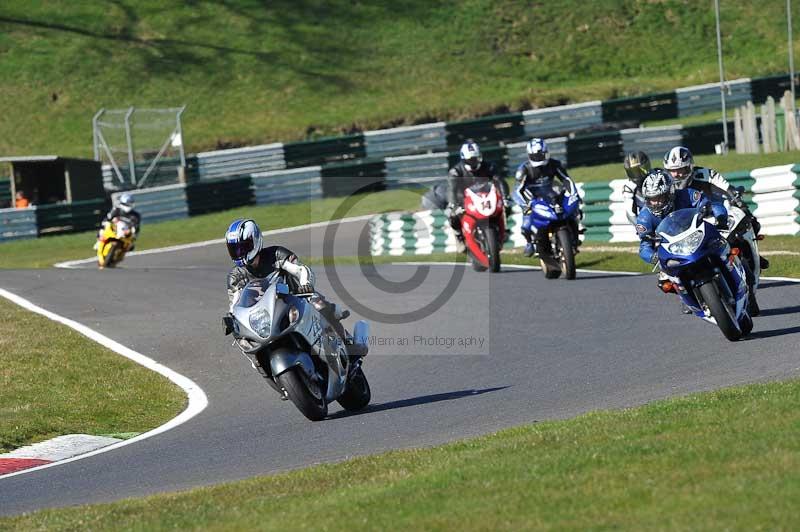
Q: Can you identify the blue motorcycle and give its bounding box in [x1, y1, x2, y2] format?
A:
[655, 207, 753, 341]
[526, 181, 582, 280]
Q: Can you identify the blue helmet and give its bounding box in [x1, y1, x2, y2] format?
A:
[526, 138, 549, 167]
[225, 219, 262, 267]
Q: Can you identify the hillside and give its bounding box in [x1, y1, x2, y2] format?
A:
[0, 0, 798, 157]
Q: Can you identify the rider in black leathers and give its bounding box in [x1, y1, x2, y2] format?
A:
[446, 140, 509, 250]
[224, 218, 364, 357]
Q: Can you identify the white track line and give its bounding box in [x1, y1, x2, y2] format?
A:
[392, 262, 644, 276]
[389, 261, 800, 282]
[55, 214, 376, 268]
[0, 288, 209, 480]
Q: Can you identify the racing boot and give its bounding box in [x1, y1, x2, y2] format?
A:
[523, 241, 535, 257]
[759, 255, 770, 270]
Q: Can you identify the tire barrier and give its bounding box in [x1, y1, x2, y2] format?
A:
[368, 163, 800, 255]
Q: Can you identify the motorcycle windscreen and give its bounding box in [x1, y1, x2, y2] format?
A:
[237, 278, 272, 308]
[656, 208, 700, 238]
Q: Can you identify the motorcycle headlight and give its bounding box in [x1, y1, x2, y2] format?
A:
[288, 305, 300, 325]
[249, 308, 272, 337]
[668, 230, 704, 256]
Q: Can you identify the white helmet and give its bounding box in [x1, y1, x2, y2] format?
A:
[663, 146, 694, 190]
[119, 193, 135, 214]
[642, 169, 675, 218]
[459, 141, 483, 172]
[526, 138, 549, 167]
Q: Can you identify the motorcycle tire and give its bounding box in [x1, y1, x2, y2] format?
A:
[557, 227, 576, 280]
[540, 258, 561, 279]
[103, 241, 119, 269]
[485, 226, 501, 273]
[277, 367, 328, 421]
[470, 228, 488, 272]
[739, 312, 754, 336]
[698, 280, 742, 341]
[337, 366, 371, 411]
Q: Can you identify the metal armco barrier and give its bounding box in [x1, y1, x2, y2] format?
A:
[0, 207, 38, 242]
[35, 199, 109, 236]
[365, 123, 447, 159]
[384, 152, 449, 189]
[567, 130, 624, 167]
[185, 176, 254, 216]
[621, 125, 684, 163]
[195, 143, 285, 180]
[320, 159, 386, 197]
[284, 134, 366, 168]
[112, 184, 189, 224]
[252, 167, 323, 204]
[523, 101, 603, 138]
[602, 92, 678, 123]
[446, 112, 525, 149]
[677, 79, 751, 117]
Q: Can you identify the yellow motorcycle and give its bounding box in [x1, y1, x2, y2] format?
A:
[96, 219, 135, 269]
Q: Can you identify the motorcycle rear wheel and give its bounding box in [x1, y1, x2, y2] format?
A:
[278, 367, 328, 421]
[557, 227, 576, 280]
[698, 279, 743, 341]
[337, 366, 371, 411]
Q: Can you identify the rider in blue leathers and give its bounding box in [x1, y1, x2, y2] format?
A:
[636, 169, 728, 266]
[513, 138, 580, 257]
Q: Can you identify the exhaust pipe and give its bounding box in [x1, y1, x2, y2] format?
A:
[353, 320, 370, 347]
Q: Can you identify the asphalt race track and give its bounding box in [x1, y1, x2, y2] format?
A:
[2, 218, 799, 516]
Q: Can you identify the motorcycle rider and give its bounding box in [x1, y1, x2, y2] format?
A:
[663, 145, 768, 270]
[633, 168, 764, 314]
[224, 218, 365, 358]
[621, 151, 652, 225]
[512, 138, 581, 257]
[95, 192, 141, 251]
[446, 140, 509, 253]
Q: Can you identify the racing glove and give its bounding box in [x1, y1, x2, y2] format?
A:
[715, 215, 728, 230]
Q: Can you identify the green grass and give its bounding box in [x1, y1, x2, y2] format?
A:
[2, 1, 800, 157]
[0, 189, 423, 268]
[0, 298, 185, 453]
[3, 378, 799, 530]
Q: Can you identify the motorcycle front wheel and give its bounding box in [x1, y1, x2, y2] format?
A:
[698, 279, 743, 341]
[470, 228, 488, 272]
[102, 241, 119, 268]
[485, 225, 501, 273]
[278, 367, 328, 421]
[337, 366, 371, 411]
[557, 227, 576, 280]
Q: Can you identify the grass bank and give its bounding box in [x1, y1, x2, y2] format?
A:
[3, 379, 799, 529]
[0, 297, 185, 453]
[2, 1, 799, 156]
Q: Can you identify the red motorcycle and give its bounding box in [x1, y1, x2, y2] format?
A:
[460, 181, 506, 273]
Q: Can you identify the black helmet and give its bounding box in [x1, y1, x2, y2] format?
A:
[623, 151, 651, 187]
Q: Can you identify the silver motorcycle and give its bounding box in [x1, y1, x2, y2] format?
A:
[223, 273, 371, 421]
